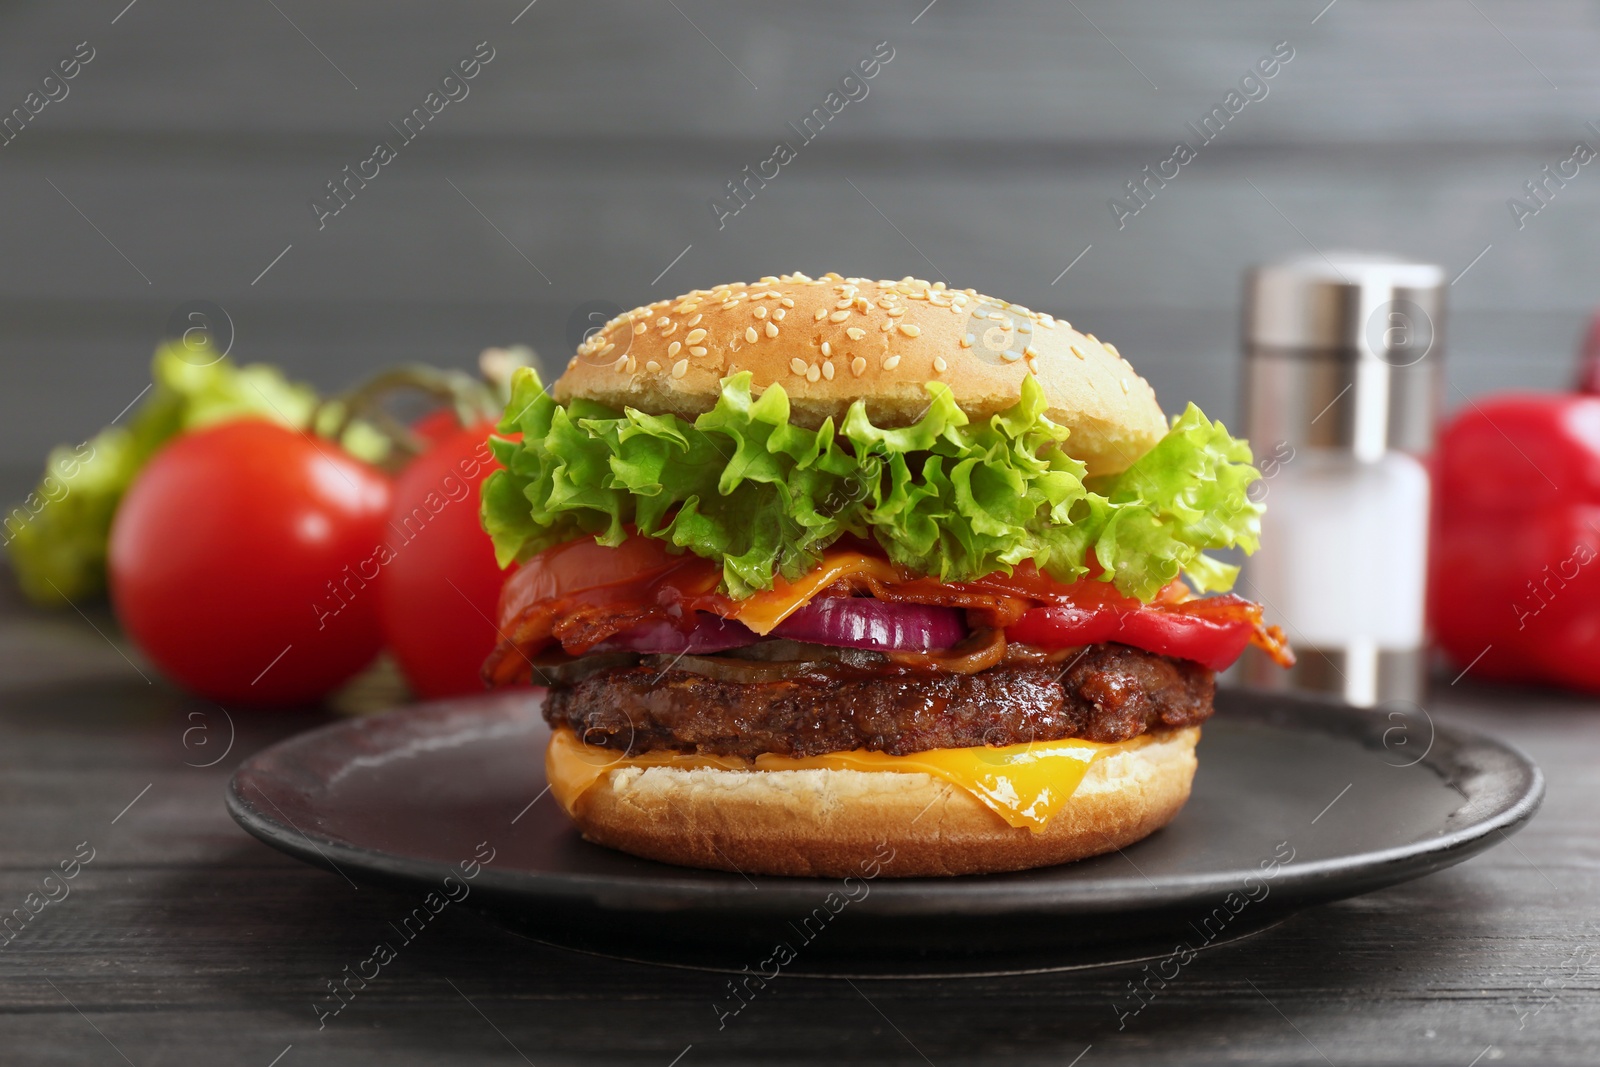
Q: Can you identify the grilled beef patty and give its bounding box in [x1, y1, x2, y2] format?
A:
[542, 642, 1213, 760]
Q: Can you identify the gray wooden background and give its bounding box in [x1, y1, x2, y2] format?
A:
[2, 0, 1598, 467]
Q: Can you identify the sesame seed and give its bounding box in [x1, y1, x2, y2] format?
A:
[835, 299, 853, 310]
[846, 327, 866, 340]
[686, 328, 707, 344]
[612, 356, 627, 373]
[1024, 345, 1039, 358]
[672, 359, 689, 379]
[887, 307, 906, 317]
[656, 316, 670, 327]
[829, 310, 851, 323]
[814, 308, 828, 321]
[722, 300, 740, 310]
[600, 342, 616, 356]
[933, 355, 947, 372]
[960, 335, 973, 348]
[773, 308, 787, 321]
[690, 346, 708, 357]
[856, 297, 871, 312]
[746, 326, 759, 343]
[821, 341, 832, 357]
[879, 321, 894, 332]
[662, 322, 677, 335]
[897, 323, 921, 337]
[806, 364, 821, 383]
[781, 297, 795, 308]
[823, 360, 835, 380]
[1069, 345, 1086, 360]
[688, 314, 703, 326]
[932, 281, 946, 290]
[633, 322, 648, 335]
[645, 360, 661, 373]
[1002, 348, 1022, 363]
[754, 306, 768, 319]
[883, 354, 901, 370]
[790, 357, 808, 376]
[851, 356, 867, 377]
[765, 322, 778, 338]
[907, 292, 927, 300]
[1106, 342, 1121, 358]
[1121, 378, 1130, 394]
[626, 356, 637, 372]
[668, 341, 682, 357]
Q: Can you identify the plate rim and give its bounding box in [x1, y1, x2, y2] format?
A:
[226, 688, 1545, 916]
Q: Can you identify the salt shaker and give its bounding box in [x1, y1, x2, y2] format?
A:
[1238, 253, 1443, 707]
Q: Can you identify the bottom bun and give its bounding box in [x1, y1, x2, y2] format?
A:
[562, 727, 1200, 877]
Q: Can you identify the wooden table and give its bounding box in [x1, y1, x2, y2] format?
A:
[1, 574, 1595, 1067]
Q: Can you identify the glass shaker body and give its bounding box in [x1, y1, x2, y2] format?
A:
[1240, 448, 1431, 705]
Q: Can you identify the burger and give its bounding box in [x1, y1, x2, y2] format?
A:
[481, 273, 1290, 878]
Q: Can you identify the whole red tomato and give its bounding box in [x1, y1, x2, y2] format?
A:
[376, 422, 514, 698]
[410, 407, 466, 448]
[109, 419, 392, 706]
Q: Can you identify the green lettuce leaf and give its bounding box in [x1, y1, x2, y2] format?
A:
[4, 343, 387, 606]
[482, 368, 1263, 601]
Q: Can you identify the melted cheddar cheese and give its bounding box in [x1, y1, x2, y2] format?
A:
[726, 552, 903, 634]
[545, 727, 1154, 832]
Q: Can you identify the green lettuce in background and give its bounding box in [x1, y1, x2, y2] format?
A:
[5, 342, 386, 606]
[483, 368, 1263, 601]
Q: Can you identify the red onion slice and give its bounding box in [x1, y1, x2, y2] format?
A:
[591, 614, 759, 655]
[771, 597, 966, 650]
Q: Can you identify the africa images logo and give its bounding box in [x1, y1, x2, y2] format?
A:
[567, 300, 633, 368]
[961, 297, 1035, 367]
[1363, 297, 1436, 368]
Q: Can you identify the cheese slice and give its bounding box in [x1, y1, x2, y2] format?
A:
[545, 727, 1151, 832]
[727, 551, 903, 634]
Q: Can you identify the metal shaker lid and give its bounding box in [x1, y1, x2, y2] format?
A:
[1243, 253, 1445, 458]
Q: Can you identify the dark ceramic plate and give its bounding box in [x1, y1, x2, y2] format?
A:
[227, 688, 1542, 978]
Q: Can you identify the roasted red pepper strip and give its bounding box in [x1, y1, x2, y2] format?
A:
[1005, 594, 1290, 671]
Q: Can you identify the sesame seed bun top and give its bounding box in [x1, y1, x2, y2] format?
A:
[556, 272, 1168, 476]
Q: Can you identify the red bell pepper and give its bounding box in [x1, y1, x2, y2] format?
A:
[1431, 393, 1600, 691]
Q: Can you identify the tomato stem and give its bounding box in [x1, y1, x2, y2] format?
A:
[317, 349, 531, 468]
